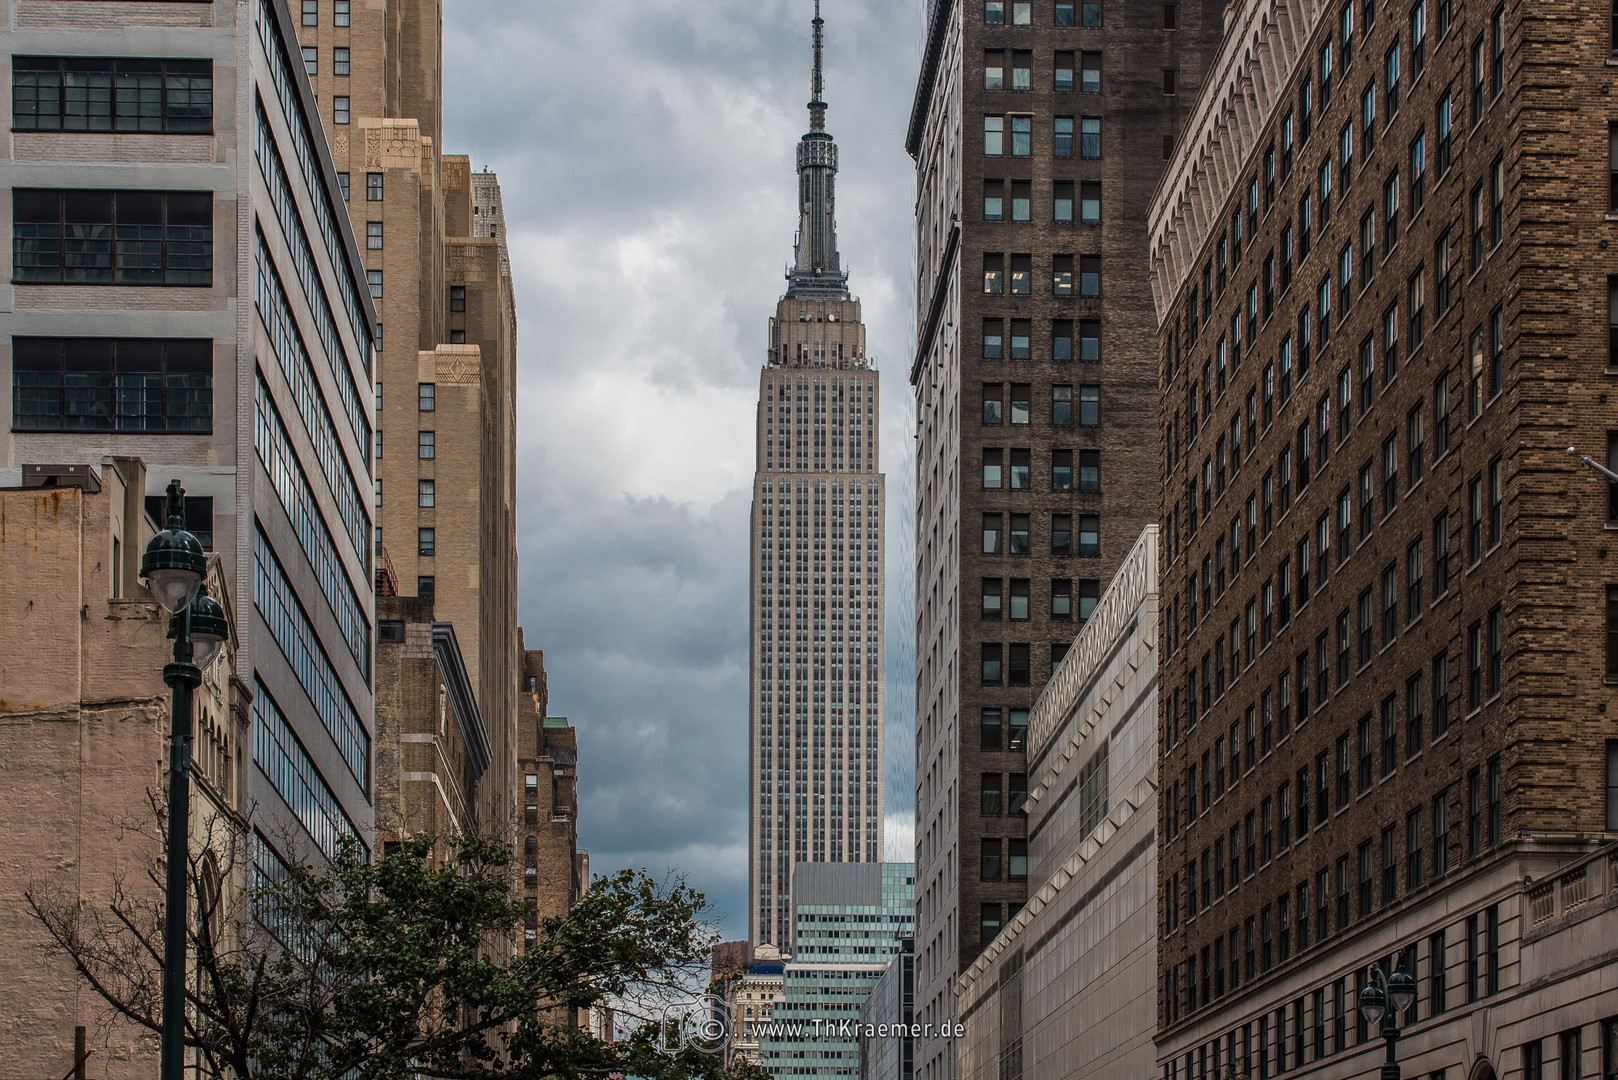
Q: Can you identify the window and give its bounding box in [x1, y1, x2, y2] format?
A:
[1526, 1041, 1546, 1080]
[11, 337, 211, 434]
[418, 430, 435, 459]
[418, 479, 435, 508]
[1437, 91, 1454, 176]
[337, 172, 351, 202]
[302, 0, 317, 25]
[418, 575, 435, 599]
[363, 221, 383, 251]
[983, 449, 1003, 490]
[335, 0, 350, 25]
[449, 284, 468, 313]
[1609, 740, 1618, 830]
[302, 46, 318, 76]
[367, 269, 383, 299]
[1563, 1029, 1582, 1080]
[1011, 1, 1032, 25]
[983, 514, 1003, 554]
[1164, 68, 1178, 95]
[1407, 808, 1425, 890]
[1077, 514, 1099, 555]
[981, 839, 1002, 881]
[418, 527, 435, 557]
[1010, 514, 1030, 554]
[1078, 449, 1101, 491]
[14, 189, 212, 286]
[1079, 51, 1101, 93]
[1434, 787, 1451, 874]
[980, 903, 1003, 945]
[1489, 457, 1503, 549]
[1010, 319, 1031, 358]
[13, 57, 215, 134]
[334, 96, 350, 125]
[1080, 384, 1100, 426]
[1081, 181, 1102, 223]
[1009, 115, 1032, 157]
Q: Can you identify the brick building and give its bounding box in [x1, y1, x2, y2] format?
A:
[0, 461, 246, 1079]
[1, 0, 378, 906]
[1149, 2, 1618, 1079]
[903, 4, 1225, 1077]
[373, 594, 490, 844]
[296, 0, 521, 843]
[516, 641, 586, 953]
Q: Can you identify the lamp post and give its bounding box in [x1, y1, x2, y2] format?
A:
[1358, 956, 1417, 1080]
[1567, 445, 1618, 485]
[140, 480, 228, 1080]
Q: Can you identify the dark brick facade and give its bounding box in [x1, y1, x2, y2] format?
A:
[908, 2, 1224, 1072]
[1153, 0, 1618, 1043]
[516, 642, 585, 955]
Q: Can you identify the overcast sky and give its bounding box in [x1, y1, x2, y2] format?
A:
[443, 0, 926, 942]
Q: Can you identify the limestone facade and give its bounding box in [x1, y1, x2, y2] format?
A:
[955, 526, 1160, 1080]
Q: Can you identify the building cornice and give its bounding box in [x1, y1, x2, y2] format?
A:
[1146, 0, 1326, 325]
[431, 622, 491, 777]
[1027, 526, 1157, 758]
[906, 0, 952, 159]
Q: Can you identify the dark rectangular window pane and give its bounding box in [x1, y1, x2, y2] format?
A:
[12, 337, 212, 433]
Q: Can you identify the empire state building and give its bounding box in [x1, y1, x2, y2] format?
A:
[747, 1, 885, 951]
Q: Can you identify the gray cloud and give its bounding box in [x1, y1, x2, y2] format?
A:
[444, 0, 924, 940]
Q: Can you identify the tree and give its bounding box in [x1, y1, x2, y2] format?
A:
[29, 814, 762, 1080]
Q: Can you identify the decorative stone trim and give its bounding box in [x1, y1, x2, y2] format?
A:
[1146, 0, 1326, 324]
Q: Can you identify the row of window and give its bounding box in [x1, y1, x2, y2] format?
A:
[299, 0, 351, 26]
[254, 231, 373, 569]
[983, 1, 1112, 28]
[979, 836, 1031, 881]
[13, 188, 211, 286]
[252, 525, 369, 788]
[982, 447, 1102, 492]
[1165, 910, 1541, 1080]
[983, 253, 1101, 297]
[982, 48, 1179, 96]
[253, 678, 359, 862]
[12, 56, 212, 134]
[983, 318, 1100, 362]
[981, 641, 1075, 685]
[981, 511, 1101, 558]
[981, 577, 1101, 622]
[983, 179, 1103, 224]
[254, 374, 370, 671]
[301, 46, 350, 77]
[11, 336, 209, 434]
[984, 382, 1101, 426]
[984, 114, 1103, 158]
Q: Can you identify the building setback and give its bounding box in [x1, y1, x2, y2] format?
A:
[904, 4, 1225, 1079]
[749, 3, 886, 952]
[1149, 3, 1618, 1080]
[955, 526, 1160, 1080]
[1, 0, 378, 892]
[516, 641, 586, 958]
[296, 0, 521, 844]
[760, 862, 916, 1080]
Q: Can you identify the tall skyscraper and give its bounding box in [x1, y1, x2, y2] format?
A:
[1150, 2, 1618, 1076]
[748, 1, 886, 951]
[904, 4, 1225, 1078]
[296, 0, 521, 843]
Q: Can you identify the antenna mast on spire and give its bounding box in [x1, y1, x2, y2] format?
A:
[809, 0, 827, 132]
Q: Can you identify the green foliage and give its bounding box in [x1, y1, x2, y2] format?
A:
[32, 827, 757, 1080]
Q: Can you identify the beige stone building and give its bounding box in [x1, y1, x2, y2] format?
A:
[373, 593, 489, 846]
[297, 0, 520, 843]
[955, 526, 1159, 1080]
[748, 4, 886, 952]
[0, 460, 247, 1079]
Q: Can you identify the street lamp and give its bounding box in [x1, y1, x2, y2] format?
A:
[1567, 445, 1618, 486]
[140, 480, 227, 1080]
[1358, 956, 1417, 1080]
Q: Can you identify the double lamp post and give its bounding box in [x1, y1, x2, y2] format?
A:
[1358, 957, 1418, 1080]
[139, 479, 229, 1080]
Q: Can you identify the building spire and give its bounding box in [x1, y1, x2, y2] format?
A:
[787, 0, 849, 299]
[809, 0, 827, 133]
